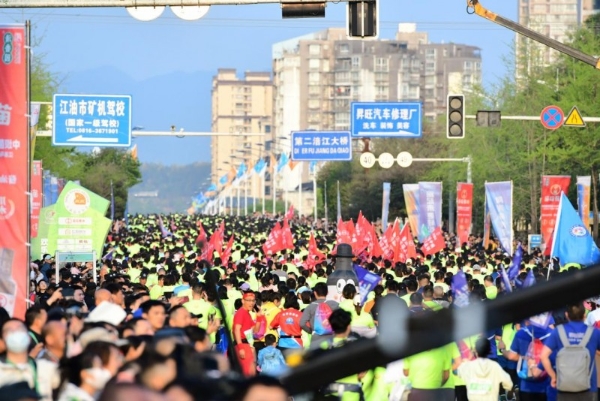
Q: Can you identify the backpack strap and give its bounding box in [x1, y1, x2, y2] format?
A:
[557, 325, 570, 347]
[580, 326, 594, 348]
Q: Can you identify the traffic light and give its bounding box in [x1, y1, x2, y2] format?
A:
[347, 0, 378, 38]
[447, 94, 465, 139]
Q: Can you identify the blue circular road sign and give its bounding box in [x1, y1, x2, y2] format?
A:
[540, 105, 564, 130]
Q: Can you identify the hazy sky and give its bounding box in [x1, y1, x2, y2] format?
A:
[1, 0, 518, 165]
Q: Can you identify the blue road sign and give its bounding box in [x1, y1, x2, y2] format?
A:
[540, 105, 564, 130]
[351, 102, 422, 138]
[53, 94, 132, 147]
[528, 234, 542, 253]
[291, 131, 352, 161]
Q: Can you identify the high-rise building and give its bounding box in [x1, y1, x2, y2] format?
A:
[271, 24, 480, 215]
[516, 0, 584, 75]
[210, 69, 272, 200]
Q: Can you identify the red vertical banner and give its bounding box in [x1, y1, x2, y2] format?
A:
[0, 24, 29, 319]
[456, 183, 473, 248]
[541, 175, 571, 255]
[31, 161, 42, 238]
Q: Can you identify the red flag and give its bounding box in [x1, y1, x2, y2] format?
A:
[421, 227, 446, 256]
[200, 237, 215, 262]
[221, 235, 235, 265]
[285, 204, 295, 220]
[396, 223, 418, 262]
[263, 222, 283, 255]
[358, 213, 382, 258]
[282, 218, 294, 250]
[195, 221, 207, 244]
[540, 175, 571, 255]
[380, 219, 398, 261]
[305, 231, 326, 270]
[333, 218, 352, 253]
[212, 221, 225, 256]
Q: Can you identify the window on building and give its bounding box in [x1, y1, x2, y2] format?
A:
[309, 58, 320, 69]
[308, 72, 320, 84]
[425, 61, 435, 73]
[308, 85, 320, 95]
[376, 86, 388, 97]
[340, 43, 349, 53]
[352, 56, 361, 68]
[335, 71, 350, 82]
[309, 44, 321, 55]
[308, 99, 320, 109]
[352, 71, 360, 81]
[335, 112, 350, 125]
[464, 61, 473, 70]
[375, 57, 389, 72]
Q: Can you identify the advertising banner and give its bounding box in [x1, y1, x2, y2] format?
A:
[541, 175, 571, 254]
[417, 182, 442, 242]
[0, 24, 28, 318]
[485, 181, 513, 255]
[456, 182, 473, 247]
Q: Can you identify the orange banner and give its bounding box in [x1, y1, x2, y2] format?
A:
[541, 175, 571, 255]
[456, 182, 473, 248]
[0, 24, 29, 319]
[31, 161, 42, 238]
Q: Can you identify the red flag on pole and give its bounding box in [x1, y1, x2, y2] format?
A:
[221, 235, 235, 265]
[282, 218, 294, 250]
[380, 219, 398, 261]
[421, 227, 446, 256]
[195, 221, 207, 244]
[263, 222, 283, 255]
[305, 231, 326, 270]
[396, 223, 418, 262]
[285, 204, 295, 220]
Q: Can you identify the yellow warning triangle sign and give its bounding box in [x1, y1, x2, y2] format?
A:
[564, 106, 586, 127]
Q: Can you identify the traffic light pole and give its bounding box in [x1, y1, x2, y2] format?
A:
[409, 156, 472, 184]
[465, 114, 600, 122]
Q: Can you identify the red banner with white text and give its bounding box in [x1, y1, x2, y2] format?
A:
[456, 183, 473, 248]
[0, 24, 29, 319]
[541, 175, 571, 255]
[31, 161, 42, 238]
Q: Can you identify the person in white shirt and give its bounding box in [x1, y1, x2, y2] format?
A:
[458, 337, 514, 401]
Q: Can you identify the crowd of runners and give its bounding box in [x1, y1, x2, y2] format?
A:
[0, 213, 598, 401]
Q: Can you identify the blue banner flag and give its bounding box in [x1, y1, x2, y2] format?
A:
[353, 264, 382, 305]
[551, 193, 600, 266]
[500, 265, 512, 293]
[417, 182, 442, 242]
[485, 181, 513, 254]
[219, 174, 228, 186]
[277, 153, 289, 173]
[452, 270, 469, 308]
[309, 160, 317, 175]
[254, 158, 267, 175]
[236, 162, 247, 179]
[507, 243, 523, 280]
[207, 183, 217, 193]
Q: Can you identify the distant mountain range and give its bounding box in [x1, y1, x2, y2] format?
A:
[127, 162, 212, 214]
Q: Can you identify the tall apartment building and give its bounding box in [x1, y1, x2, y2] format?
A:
[272, 23, 481, 151]
[516, 0, 596, 74]
[270, 24, 480, 215]
[210, 69, 272, 199]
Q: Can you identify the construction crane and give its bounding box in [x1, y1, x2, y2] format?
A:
[467, 0, 600, 70]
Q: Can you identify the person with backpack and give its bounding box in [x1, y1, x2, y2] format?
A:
[540, 302, 600, 401]
[299, 283, 338, 350]
[498, 319, 552, 401]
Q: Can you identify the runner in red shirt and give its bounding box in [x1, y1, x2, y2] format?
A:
[233, 291, 262, 376]
[271, 293, 303, 351]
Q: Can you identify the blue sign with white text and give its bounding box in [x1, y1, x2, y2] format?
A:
[351, 102, 422, 138]
[53, 94, 132, 147]
[291, 131, 352, 161]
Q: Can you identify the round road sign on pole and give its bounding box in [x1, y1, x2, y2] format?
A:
[359, 152, 376, 169]
[378, 153, 395, 169]
[397, 151, 413, 168]
[540, 105, 564, 130]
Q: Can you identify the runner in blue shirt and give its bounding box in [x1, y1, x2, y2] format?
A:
[540, 302, 600, 401]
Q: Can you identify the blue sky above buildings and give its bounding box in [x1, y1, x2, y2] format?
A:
[1, 0, 518, 164]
